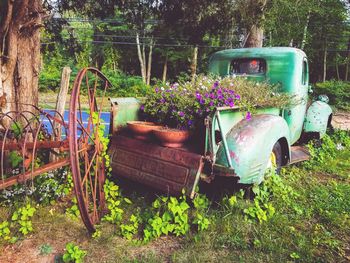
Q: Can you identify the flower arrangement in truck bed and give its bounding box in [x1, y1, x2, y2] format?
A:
[141, 75, 292, 130]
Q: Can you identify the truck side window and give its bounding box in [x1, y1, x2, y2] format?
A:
[302, 59, 308, 85]
[230, 59, 266, 75]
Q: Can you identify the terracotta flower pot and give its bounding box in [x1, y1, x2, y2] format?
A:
[153, 128, 191, 148]
[127, 121, 162, 140]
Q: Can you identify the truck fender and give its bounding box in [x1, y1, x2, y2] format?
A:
[215, 114, 291, 185]
[303, 100, 332, 138]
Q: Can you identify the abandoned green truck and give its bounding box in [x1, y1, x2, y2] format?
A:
[108, 47, 332, 197]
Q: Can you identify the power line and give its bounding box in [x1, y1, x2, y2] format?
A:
[41, 39, 228, 49]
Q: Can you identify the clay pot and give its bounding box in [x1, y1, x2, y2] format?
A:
[127, 121, 162, 140]
[153, 128, 191, 148]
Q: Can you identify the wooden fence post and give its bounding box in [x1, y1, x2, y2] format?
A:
[51, 66, 71, 161]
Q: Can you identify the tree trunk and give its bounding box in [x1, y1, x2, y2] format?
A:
[136, 33, 146, 83]
[301, 11, 311, 50]
[323, 46, 327, 82]
[162, 53, 168, 82]
[146, 39, 153, 85]
[0, 0, 43, 115]
[335, 57, 340, 80]
[345, 37, 350, 81]
[191, 45, 198, 82]
[243, 0, 267, 48]
[244, 25, 264, 48]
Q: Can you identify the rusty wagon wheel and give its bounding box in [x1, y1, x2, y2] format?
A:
[69, 68, 112, 233]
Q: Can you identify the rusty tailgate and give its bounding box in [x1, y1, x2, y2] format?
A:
[108, 135, 203, 195]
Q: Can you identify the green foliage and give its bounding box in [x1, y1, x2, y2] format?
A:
[11, 122, 23, 139]
[143, 195, 190, 242]
[243, 172, 298, 223]
[120, 214, 140, 240]
[11, 203, 36, 236]
[103, 179, 124, 224]
[192, 194, 211, 231]
[142, 192, 211, 242]
[102, 70, 150, 97]
[0, 221, 11, 241]
[0, 169, 73, 205]
[66, 197, 80, 219]
[305, 130, 350, 179]
[8, 151, 23, 168]
[314, 80, 350, 110]
[39, 243, 53, 255]
[62, 242, 87, 263]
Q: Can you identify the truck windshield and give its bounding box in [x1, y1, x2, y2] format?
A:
[230, 59, 266, 75]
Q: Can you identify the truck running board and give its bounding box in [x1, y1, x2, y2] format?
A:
[290, 146, 310, 164]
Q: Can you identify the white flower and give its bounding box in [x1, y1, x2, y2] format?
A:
[160, 87, 164, 91]
[336, 143, 344, 150]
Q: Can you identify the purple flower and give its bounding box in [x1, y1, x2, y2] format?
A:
[218, 94, 223, 100]
[213, 81, 219, 88]
[179, 111, 185, 117]
[155, 87, 159, 93]
[196, 93, 202, 100]
[246, 111, 252, 120]
[140, 105, 145, 111]
[229, 101, 234, 108]
[199, 98, 205, 105]
[235, 94, 241, 100]
[209, 93, 216, 99]
[160, 98, 166, 103]
[188, 120, 193, 126]
[209, 101, 214, 107]
[204, 93, 209, 98]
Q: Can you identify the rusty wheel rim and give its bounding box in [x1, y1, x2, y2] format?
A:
[69, 68, 110, 233]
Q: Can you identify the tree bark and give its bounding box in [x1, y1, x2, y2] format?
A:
[301, 11, 311, 50]
[244, 25, 264, 48]
[162, 53, 168, 82]
[335, 59, 340, 80]
[323, 46, 327, 82]
[191, 45, 198, 82]
[146, 38, 153, 85]
[0, 0, 43, 115]
[345, 37, 350, 81]
[243, 0, 267, 48]
[136, 33, 146, 83]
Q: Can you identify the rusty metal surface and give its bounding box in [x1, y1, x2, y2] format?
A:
[0, 67, 111, 234]
[290, 146, 310, 164]
[0, 140, 69, 151]
[69, 68, 110, 233]
[109, 135, 203, 195]
[0, 158, 70, 190]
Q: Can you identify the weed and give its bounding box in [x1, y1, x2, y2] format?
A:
[11, 203, 36, 235]
[39, 243, 53, 255]
[62, 242, 87, 263]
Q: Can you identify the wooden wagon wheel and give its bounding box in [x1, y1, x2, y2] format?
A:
[69, 68, 112, 233]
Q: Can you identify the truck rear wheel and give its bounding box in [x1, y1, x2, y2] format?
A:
[267, 141, 283, 174]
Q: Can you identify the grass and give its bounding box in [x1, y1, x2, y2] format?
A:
[0, 130, 349, 262]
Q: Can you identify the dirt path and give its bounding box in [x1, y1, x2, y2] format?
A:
[332, 112, 350, 130]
